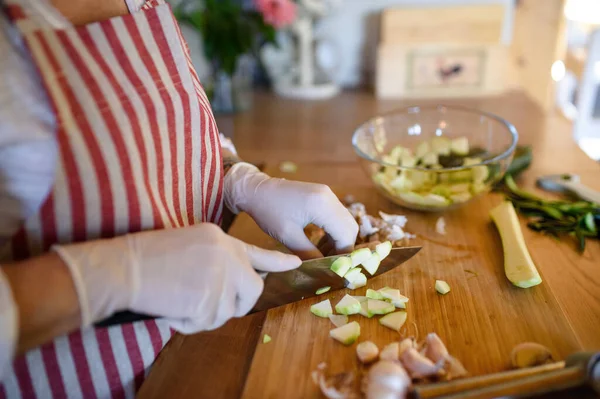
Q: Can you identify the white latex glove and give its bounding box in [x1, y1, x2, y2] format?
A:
[53, 223, 301, 333]
[224, 163, 358, 259]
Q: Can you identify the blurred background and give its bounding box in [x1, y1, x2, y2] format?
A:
[170, 0, 600, 161]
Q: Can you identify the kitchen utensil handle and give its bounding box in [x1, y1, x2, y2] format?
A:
[423, 366, 585, 399]
[415, 361, 566, 398]
[563, 181, 600, 204]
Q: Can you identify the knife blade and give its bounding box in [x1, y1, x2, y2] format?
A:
[250, 246, 421, 314]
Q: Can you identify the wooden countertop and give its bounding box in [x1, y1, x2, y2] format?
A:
[138, 90, 600, 398]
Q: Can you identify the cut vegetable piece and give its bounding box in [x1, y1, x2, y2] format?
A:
[431, 137, 451, 155]
[361, 252, 381, 276]
[421, 152, 438, 166]
[463, 157, 482, 166]
[367, 299, 395, 316]
[352, 296, 368, 303]
[490, 202, 542, 288]
[335, 294, 362, 315]
[390, 173, 415, 192]
[450, 183, 471, 194]
[343, 267, 362, 281]
[435, 280, 451, 295]
[390, 146, 408, 162]
[316, 286, 331, 295]
[379, 311, 408, 332]
[450, 192, 472, 203]
[330, 256, 352, 277]
[328, 314, 349, 328]
[431, 185, 452, 198]
[436, 217, 446, 235]
[358, 300, 372, 318]
[330, 321, 360, 345]
[473, 165, 489, 184]
[350, 248, 372, 267]
[346, 272, 367, 290]
[415, 141, 430, 159]
[471, 182, 488, 195]
[380, 342, 400, 362]
[379, 288, 409, 305]
[263, 334, 272, 344]
[356, 341, 379, 363]
[451, 137, 469, 155]
[408, 170, 436, 188]
[375, 241, 392, 260]
[366, 288, 385, 300]
[311, 299, 333, 318]
[422, 194, 451, 208]
[401, 155, 417, 167]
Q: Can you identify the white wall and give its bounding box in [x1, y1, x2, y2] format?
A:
[177, 0, 515, 88]
[315, 0, 515, 87]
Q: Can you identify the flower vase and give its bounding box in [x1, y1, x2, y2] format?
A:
[208, 56, 254, 114]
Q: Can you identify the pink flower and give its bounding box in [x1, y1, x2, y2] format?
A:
[255, 0, 297, 29]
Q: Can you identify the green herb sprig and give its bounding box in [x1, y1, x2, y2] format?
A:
[501, 175, 600, 253]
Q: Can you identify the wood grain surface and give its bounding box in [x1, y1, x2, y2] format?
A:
[138, 90, 600, 399]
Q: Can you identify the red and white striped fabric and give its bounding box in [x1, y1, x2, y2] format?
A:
[1, 0, 223, 397]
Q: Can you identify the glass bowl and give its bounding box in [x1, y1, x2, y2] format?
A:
[352, 105, 518, 211]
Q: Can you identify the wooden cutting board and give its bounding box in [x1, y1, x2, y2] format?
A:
[237, 182, 581, 399]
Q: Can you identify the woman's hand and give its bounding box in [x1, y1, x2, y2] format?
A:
[53, 223, 301, 333]
[224, 163, 358, 259]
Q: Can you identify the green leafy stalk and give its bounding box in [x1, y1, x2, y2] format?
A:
[500, 175, 600, 253]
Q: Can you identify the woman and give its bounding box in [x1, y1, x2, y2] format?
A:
[0, 0, 358, 397]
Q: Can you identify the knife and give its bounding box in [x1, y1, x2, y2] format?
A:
[250, 246, 421, 313]
[95, 246, 421, 327]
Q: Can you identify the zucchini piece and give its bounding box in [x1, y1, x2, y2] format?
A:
[330, 256, 352, 277]
[375, 241, 392, 260]
[435, 280, 451, 295]
[415, 141, 431, 159]
[421, 152, 439, 166]
[431, 137, 451, 155]
[451, 137, 469, 155]
[366, 289, 385, 300]
[367, 299, 395, 316]
[361, 252, 381, 276]
[350, 248, 373, 267]
[335, 294, 362, 315]
[379, 311, 408, 332]
[316, 286, 331, 295]
[310, 299, 333, 318]
[490, 202, 542, 288]
[330, 321, 361, 345]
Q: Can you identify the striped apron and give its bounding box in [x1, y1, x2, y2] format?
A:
[1, 0, 223, 397]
